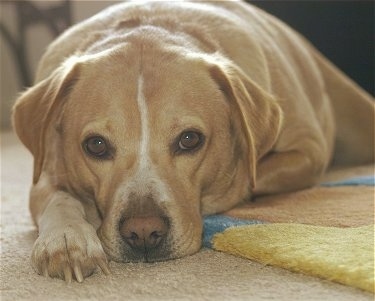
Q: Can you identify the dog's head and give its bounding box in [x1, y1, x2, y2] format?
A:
[13, 34, 282, 262]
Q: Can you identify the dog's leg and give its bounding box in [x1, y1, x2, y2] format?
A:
[253, 149, 326, 196]
[30, 189, 110, 282]
[313, 51, 375, 166]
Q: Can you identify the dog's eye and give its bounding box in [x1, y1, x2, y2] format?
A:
[178, 131, 203, 151]
[83, 136, 111, 159]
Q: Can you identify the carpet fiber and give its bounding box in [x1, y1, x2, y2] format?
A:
[1, 131, 374, 301]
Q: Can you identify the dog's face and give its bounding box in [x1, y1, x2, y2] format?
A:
[13, 37, 281, 262]
[60, 46, 253, 262]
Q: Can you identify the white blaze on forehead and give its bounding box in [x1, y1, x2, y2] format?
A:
[137, 75, 150, 169]
[132, 75, 171, 202]
[113, 75, 171, 206]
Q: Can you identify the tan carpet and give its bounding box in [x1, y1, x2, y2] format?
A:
[1, 131, 373, 301]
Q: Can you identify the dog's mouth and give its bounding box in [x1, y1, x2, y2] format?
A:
[98, 213, 203, 263]
[96, 187, 204, 262]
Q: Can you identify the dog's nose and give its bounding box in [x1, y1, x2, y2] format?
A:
[120, 217, 169, 250]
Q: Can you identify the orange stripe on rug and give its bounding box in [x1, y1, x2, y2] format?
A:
[224, 186, 374, 227]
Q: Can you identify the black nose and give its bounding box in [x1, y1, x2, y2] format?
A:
[120, 217, 169, 251]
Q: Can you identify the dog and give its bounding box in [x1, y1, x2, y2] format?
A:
[12, 1, 374, 282]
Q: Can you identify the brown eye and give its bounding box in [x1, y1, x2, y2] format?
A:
[83, 136, 111, 159]
[178, 131, 203, 151]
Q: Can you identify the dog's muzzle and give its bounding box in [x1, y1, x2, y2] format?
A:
[118, 194, 172, 262]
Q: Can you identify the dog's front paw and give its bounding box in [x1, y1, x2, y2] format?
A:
[31, 223, 110, 283]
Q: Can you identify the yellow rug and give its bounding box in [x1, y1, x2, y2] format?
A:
[212, 223, 375, 292]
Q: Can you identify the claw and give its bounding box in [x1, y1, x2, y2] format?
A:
[64, 265, 72, 283]
[73, 263, 84, 283]
[96, 258, 111, 276]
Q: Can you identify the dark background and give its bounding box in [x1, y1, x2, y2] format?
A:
[249, 1, 374, 96]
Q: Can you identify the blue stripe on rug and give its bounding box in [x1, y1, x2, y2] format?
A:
[321, 175, 374, 187]
[202, 215, 264, 248]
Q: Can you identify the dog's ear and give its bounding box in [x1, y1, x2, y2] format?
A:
[12, 58, 80, 184]
[209, 62, 283, 188]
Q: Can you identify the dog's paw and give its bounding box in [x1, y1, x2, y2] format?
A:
[31, 222, 110, 283]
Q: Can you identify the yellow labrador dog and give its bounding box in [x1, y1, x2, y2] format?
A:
[13, 1, 374, 282]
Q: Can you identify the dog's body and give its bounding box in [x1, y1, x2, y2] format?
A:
[12, 1, 374, 282]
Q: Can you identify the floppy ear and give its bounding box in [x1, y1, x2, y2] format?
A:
[12, 58, 80, 184]
[209, 62, 283, 188]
